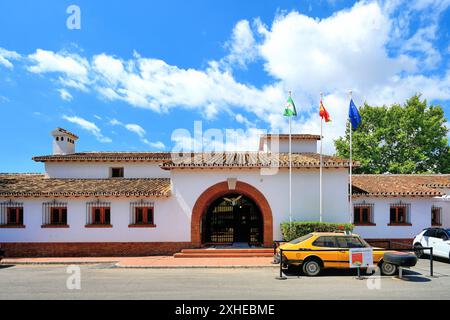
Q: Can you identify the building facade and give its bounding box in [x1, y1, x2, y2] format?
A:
[0, 128, 448, 257]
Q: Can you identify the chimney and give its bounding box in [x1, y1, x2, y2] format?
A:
[51, 127, 78, 155]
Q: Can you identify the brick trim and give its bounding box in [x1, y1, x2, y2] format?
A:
[191, 181, 273, 247]
[0, 242, 194, 257]
[365, 238, 413, 249]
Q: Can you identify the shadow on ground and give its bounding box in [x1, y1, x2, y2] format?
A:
[281, 265, 431, 282]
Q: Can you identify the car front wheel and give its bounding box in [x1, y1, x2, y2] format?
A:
[302, 260, 321, 276]
[380, 261, 397, 276]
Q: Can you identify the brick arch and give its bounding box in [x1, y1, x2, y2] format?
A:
[191, 181, 273, 247]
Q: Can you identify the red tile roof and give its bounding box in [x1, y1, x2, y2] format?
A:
[33, 152, 172, 162]
[0, 174, 171, 198]
[160, 152, 357, 169]
[352, 174, 450, 197]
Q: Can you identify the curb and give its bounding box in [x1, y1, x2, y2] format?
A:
[1, 261, 279, 269]
[113, 264, 279, 269]
[0, 261, 118, 265]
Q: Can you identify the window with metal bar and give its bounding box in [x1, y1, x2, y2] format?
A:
[389, 203, 411, 225]
[431, 206, 442, 226]
[0, 201, 24, 227]
[86, 201, 111, 227]
[129, 200, 155, 227]
[353, 203, 375, 225]
[42, 201, 68, 227]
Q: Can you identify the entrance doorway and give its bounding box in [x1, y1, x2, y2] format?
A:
[201, 194, 263, 245]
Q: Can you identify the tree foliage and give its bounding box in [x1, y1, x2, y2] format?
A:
[334, 95, 450, 174]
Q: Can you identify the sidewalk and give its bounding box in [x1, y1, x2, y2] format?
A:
[1, 256, 277, 268]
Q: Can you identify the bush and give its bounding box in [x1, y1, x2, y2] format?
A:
[280, 221, 354, 241]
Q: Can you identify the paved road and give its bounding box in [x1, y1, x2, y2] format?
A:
[0, 258, 449, 299]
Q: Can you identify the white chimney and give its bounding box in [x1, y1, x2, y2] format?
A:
[51, 127, 78, 155]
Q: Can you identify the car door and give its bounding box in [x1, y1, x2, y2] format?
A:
[335, 236, 368, 268]
[310, 236, 338, 268]
[421, 228, 436, 248]
[433, 230, 450, 258]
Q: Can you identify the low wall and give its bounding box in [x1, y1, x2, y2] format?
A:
[0, 242, 195, 257]
[365, 238, 414, 249]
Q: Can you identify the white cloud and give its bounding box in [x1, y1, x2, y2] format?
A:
[125, 123, 146, 138]
[28, 49, 90, 91]
[62, 115, 112, 143]
[142, 139, 166, 149]
[171, 126, 265, 152]
[109, 118, 122, 126]
[14, 0, 450, 153]
[57, 88, 73, 101]
[223, 20, 258, 68]
[110, 119, 164, 149]
[0, 48, 20, 69]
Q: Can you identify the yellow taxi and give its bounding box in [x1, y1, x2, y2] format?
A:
[274, 232, 397, 276]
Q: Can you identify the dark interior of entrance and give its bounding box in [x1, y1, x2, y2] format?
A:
[201, 193, 263, 245]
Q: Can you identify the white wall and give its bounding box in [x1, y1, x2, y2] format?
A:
[263, 140, 318, 153]
[0, 197, 190, 243]
[353, 197, 438, 239]
[171, 168, 349, 241]
[0, 167, 349, 243]
[45, 162, 170, 179]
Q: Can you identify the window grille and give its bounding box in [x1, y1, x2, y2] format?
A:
[353, 202, 374, 224]
[431, 206, 442, 226]
[42, 200, 68, 225]
[389, 202, 411, 224]
[0, 200, 23, 225]
[86, 200, 111, 225]
[130, 200, 154, 225]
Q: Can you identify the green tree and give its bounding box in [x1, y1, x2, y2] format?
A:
[334, 95, 450, 174]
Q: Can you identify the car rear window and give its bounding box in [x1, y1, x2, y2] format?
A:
[289, 234, 313, 244]
[312, 236, 337, 248]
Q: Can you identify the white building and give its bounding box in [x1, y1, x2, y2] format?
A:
[0, 128, 448, 256]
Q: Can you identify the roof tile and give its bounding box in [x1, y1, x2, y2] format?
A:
[0, 174, 171, 198]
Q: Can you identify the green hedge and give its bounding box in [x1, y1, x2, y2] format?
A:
[280, 221, 354, 241]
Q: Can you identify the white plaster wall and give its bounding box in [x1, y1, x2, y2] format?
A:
[45, 162, 170, 179]
[353, 197, 437, 239]
[0, 197, 190, 243]
[265, 140, 318, 153]
[171, 168, 349, 241]
[0, 167, 349, 243]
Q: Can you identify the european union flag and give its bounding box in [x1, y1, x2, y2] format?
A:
[349, 99, 361, 130]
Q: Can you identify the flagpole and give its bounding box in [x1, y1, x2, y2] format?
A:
[319, 92, 323, 223]
[349, 90, 353, 224]
[288, 91, 293, 237]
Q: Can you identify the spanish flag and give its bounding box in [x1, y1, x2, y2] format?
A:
[319, 99, 331, 122]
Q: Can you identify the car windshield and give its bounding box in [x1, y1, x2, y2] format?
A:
[289, 234, 313, 244]
[446, 229, 450, 236]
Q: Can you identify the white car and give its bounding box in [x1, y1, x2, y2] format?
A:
[413, 228, 450, 261]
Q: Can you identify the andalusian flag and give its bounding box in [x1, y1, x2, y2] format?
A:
[284, 96, 297, 117]
[319, 99, 331, 122]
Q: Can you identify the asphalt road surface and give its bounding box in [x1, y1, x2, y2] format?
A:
[0, 258, 449, 299]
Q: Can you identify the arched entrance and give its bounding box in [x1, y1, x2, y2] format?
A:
[202, 194, 263, 245]
[191, 181, 273, 247]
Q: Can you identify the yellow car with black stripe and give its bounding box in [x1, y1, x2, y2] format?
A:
[274, 232, 397, 276]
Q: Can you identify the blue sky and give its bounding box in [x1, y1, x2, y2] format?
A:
[0, 0, 449, 172]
